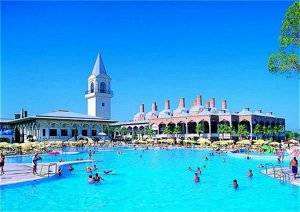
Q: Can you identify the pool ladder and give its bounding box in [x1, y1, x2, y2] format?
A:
[39, 163, 58, 177]
[263, 163, 291, 183]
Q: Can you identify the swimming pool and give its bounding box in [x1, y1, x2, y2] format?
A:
[1, 148, 299, 211]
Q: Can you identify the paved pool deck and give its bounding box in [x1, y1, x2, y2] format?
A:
[261, 167, 300, 187]
[0, 160, 93, 187]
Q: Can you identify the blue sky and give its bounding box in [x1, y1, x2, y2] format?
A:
[1, 1, 299, 131]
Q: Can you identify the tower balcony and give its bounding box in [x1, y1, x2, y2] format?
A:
[85, 89, 113, 95]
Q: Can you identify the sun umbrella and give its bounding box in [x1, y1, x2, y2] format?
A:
[287, 146, 300, 157]
[236, 140, 251, 145]
[254, 140, 267, 145]
[269, 142, 280, 146]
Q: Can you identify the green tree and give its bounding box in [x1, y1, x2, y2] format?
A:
[173, 126, 181, 137]
[238, 124, 249, 140]
[145, 126, 155, 138]
[253, 124, 263, 139]
[103, 125, 115, 138]
[163, 125, 173, 136]
[195, 122, 204, 136]
[218, 123, 232, 140]
[268, 2, 300, 74]
[120, 127, 128, 140]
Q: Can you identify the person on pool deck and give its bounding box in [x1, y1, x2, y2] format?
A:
[32, 153, 42, 175]
[0, 153, 5, 175]
[248, 169, 253, 178]
[88, 175, 94, 184]
[197, 167, 201, 175]
[290, 157, 298, 180]
[194, 173, 200, 183]
[233, 179, 239, 189]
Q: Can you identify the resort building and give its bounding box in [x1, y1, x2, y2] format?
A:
[0, 54, 115, 142]
[115, 96, 285, 140]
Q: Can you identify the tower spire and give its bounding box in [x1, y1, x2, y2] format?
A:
[92, 53, 107, 75]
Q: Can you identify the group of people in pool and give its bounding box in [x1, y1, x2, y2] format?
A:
[188, 151, 256, 189]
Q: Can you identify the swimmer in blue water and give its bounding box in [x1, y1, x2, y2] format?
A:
[194, 173, 200, 183]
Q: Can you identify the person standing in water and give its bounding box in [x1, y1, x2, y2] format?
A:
[194, 173, 200, 183]
[290, 157, 298, 180]
[247, 169, 253, 178]
[233, 179, 239, 189]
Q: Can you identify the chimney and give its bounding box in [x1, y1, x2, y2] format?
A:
[206, 101, 210, 108]
[179, 97, 185, 108]
[196, 95, 202, 106]
[210, 98, 215, 108]
[152, 102, 157, 112]
[221, 100, 227, 110]
[165, 100, 170, 110]
[139, 104, 145, 113]
[191, 100, 196, 107]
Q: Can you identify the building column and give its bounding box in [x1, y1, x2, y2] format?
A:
[46, 127, 49, 139]
[185, 123, 188, 135]
[208, 122, 212, 139]
[67, 128, 72, 139]
[250, 123, 253, 140]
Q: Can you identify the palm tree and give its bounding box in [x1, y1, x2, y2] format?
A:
[144, 126, 155, 139]
[238, 124, 249, 140]
[113, 127, 121, 139]
[218, 123, 231, 140]
[120, 127, 128, 140]
[173, 125, 181, 141]
[163, 125, 173, 137]
[218, 124, 226, 140]
[253, 124, 262, 139]
[103, 125, 113, 137]
[195, 122, 204, 137]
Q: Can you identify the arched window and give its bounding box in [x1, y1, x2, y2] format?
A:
[100, 82, 106, 93]
[90, 82, 94, 93]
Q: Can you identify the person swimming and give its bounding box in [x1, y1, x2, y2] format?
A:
[104, 170, 113, 175]
[188, 167, 194, 172]
[197, 167, 201, 175]
[93, 164, 98, 171]
[86, 166, 93, 173]
[194, 173, 200, 183]
[233, 179, 239, 189]
[93, 173, 100, 182]
[88, 175, 94, 184]
[68, 164, 74, 171]
[205, 157, 209, 161]
[248, 169, 253, 178]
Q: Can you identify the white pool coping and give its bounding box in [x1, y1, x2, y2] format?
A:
[0, 160, 93, 187]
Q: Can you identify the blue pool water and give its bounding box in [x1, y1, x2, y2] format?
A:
[1, 148, 299, 211]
